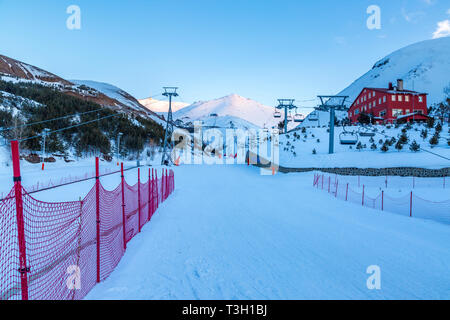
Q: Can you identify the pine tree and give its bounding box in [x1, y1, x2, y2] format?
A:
[409, 140, 420, 152]
[356, 142, 363, 151]
[381, 143, 389, 152]
[420, 129, 428, 140]
[395, 141, 403, 152]
[429, 133, 439, 147]
[399, 132, 409, 145]
[370, 143, 377, 150]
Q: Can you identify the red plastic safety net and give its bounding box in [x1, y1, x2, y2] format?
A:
[313, 173, 450, 225]
[0, 168, 175, 300]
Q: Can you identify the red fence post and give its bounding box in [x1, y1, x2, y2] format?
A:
[362, 185, 365, 207]
[410, 191, 413, 217]
[121, 163, 126, 250]
[95, 157, 100, 283]
[381, 191, 384, 211]
[345, 183, 348, 201]
[11, 141, 29, 300]
[147, 168, 152, 221]
[335, 180, 339, 198]
[156, 170, 159, 209]
[138, 168, 141, 233]
[166, 169, 168, 200]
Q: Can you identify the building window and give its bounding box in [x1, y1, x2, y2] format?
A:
[398, 95, 402, 102]
[419, 96, 423, 103]
[380, 110, 386, 117]
[355, 109, 360, 115]
[383, 96, 386, 103]
[393, 109, 403, 117]
[405, 109, 410, 114]
[373, 91, 376, 97]
[392, 95, 396, 102]
[414, 109, 423, 114]
[405, 95, 409, 102]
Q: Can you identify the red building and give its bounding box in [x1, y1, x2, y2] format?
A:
[348, 79, 429, 124]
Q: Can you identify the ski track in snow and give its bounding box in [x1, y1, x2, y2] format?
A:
[84, 165, 450, 300]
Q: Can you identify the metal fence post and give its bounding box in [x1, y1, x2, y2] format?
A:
[11, 140, 29, 300]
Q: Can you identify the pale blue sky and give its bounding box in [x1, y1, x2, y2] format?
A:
[0, 0, 449, 107]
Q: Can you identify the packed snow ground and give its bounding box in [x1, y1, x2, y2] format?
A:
[79, 165, 450, 300]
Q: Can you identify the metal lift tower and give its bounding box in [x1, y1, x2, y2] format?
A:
[318, 95, 349, 154]
[276, 99, 296, 134]
[161, 87, 179, 165]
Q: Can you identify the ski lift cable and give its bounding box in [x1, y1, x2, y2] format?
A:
[0, 108, 105, 132]
[18, 113, 120, 142]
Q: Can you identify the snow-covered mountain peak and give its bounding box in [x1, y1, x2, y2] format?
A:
[339, 37, 450, 106]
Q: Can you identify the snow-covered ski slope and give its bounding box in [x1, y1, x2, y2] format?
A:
[83, 165, 450, 300]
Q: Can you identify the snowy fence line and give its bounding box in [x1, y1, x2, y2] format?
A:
[0, 150, 175, 300]
[313, 173, 450, 225]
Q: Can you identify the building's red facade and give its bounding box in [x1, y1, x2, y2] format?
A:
[348, 80, 428, 124]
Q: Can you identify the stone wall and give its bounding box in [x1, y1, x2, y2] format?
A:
[249, 152, 450, 177]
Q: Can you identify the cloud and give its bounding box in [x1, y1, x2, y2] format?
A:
[447, 8, 450, 15]
[432, 20, 450, 38]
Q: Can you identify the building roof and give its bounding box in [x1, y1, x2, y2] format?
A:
[363, 87, 428, 95]
[396, 112, 430, 120]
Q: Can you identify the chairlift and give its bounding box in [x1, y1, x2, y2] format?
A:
[287, 114, 293, 122]
[294, 113, 304, 123]
[274, 109, 282, 118]
[340, 126, 358, 145]
[308, 111, 319, 121]
[358, 127, 376, 137]
[293, 108, 304, 122]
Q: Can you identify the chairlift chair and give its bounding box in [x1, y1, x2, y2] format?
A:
[274, 110, 282, 118]
[294, 109, 304, 122]
[309, 111, 319, 121]
[339, 126, 358, 145]
[358, 127, 376, 137]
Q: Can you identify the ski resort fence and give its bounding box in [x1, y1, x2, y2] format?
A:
[313, 173, 450, 225]
[0, 141, 175, 300]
